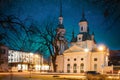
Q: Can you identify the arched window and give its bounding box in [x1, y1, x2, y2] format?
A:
[80, 63, 84, 73]
[94, 64, 97, 71]
[67, 64, 70, 73]
[73, 64, 77, 73]
[81, 26, 83, 31]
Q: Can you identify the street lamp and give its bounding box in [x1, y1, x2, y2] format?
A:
[98, 45, 105, 51]
[84, 48, 89, 52]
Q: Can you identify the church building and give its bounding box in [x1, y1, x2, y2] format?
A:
[53, 1, 110, 73]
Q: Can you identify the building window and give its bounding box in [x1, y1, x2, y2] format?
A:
[11, 54, 13, 56]
[74, 58, 76, 61]
[81, 27, 83, 31]
[8, 54, 10, 56]
[81, 58, 84, 61]
[94, 64, 97, 71]
[67, 59, 70, 61]
[80, 63, 84, 73]
[94, 58, 97, 61]
[73, 64, 77, 73]
[67, 64, 70, 73]
[11, 59, 13, 62]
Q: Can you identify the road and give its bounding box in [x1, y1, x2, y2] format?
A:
[0, 72, 86, 80]
[0, 72, 120, 80]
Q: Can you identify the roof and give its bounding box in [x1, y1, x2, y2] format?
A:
[71, 37, 77, 42]
[71, 32, 92, 42]
[80, 32, 92, 41]
[57, 24, 64, 29]
[80, 18, 87, 22]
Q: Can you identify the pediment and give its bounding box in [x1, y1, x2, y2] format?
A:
[64, 45, 84, 53]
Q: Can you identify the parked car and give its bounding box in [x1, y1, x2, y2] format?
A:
[85, 71, 100, 76]
[18, 70, 22, 72]
[85, 71, 104, 80]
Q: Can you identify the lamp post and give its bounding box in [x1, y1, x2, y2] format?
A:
[10, 52, 13, 80]
[35, 54, 39, 71]
[29, 53, 33, 78]
[98, 45, 105, 74]
[40, 55, 43, 72]
[84, 48, 89, 71]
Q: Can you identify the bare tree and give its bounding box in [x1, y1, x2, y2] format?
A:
[0, 14, 63, 72]
[0, 14, 47, 70]
[29, 19, 60, 72]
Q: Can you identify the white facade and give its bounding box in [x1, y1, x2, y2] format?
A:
[8, 50, 43, 71]
[54, 9, 110, 73]
[63, 45, 109, 73]
[56, 45, 109, 73]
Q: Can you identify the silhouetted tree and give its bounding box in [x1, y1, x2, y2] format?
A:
[0, 14, 47, 70]
[29, 19, 60, 72]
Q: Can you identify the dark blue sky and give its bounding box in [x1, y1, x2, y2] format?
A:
[0, 0, 120, 50]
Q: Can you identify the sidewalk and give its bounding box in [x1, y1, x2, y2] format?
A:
[2, 75, 42, 80]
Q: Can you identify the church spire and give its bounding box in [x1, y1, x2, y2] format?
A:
[80, 7, 87, 22]
[82, 8, 85, 20]
[71, 28, 76, 43]
[72, 29, 75, 38]
[58, 0, 63, 25]
[79, 7, 88, 33]
[59, 0, 62, 17]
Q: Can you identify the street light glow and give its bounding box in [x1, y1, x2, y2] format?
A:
[98, 45, 105, 51]
[84, 48, 89, 52]
[30, 53, 33, 55]
[99, 46, 104, 51]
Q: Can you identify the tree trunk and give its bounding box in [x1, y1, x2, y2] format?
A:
[52, 57, 57, 72]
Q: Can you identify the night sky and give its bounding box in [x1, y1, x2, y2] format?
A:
[0, 0, 120, 50]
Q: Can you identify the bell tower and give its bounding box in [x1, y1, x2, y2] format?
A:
[79, 8, 88, 33]
[56, 0, 65, 41]
[55, 0, 68, 55]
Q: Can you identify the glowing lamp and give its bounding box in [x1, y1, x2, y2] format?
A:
[84, 48, 89, 52]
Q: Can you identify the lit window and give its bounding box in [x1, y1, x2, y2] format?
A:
[67, 64, 70, 73]
[94, 64, 97, 71]
[80, 63, 84, 73]
[73, 64, 77, 73]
